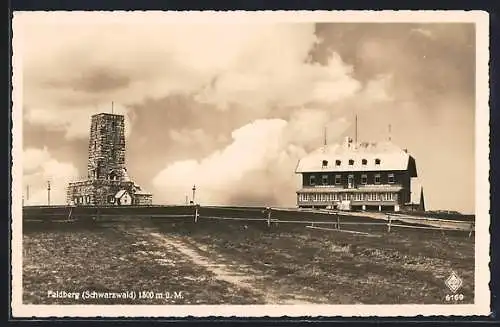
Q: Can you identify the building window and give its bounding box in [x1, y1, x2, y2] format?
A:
[348, 159, 354, 165]
[361, 174, 367, 185]
[375, 158, 381, 165]
[322, 160, 328, 167]
[347, 174, 354, 188]
[309, 175, 316, 186]
[335, 160, 341, 166]
[388, 173, 395, 184]
[374, 174, 381, 184]
[321, 175, 329, 185]
[334, 174, 341, 185]
[362, 159, 367, 165]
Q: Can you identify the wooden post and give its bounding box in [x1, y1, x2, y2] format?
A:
[468, 221, 474, 238]
[266, 207, 271, 228]
[336, 215, 340, 230]
[194, 205, 199, 223]
[387, 214, 392, 233]
[67, 206, 73, 222]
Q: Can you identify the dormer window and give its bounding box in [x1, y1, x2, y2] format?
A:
[348, 159, 354, 166]
[322, 160, 328, 167]
[335, 160, 341, 166]
[362, 159, 367, 165]
[375, 158, 381, 165]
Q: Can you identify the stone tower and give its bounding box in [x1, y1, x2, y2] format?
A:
[66, 112, 153, 206]
[87, 113, 126, 181]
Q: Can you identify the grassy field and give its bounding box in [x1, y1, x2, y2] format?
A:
[22, 214, 474, 305]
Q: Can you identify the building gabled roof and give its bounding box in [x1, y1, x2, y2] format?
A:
[295, 138, 417, 177]
[115, 189, 129, 199]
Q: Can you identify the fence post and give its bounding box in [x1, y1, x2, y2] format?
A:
[266, 207, 271, 227]
[439, 220, 445, 237]
[194, 204, 199, 223]
[67, 206, 73, 222]
[387, 214, 392, 233]
[468, 221, 474, 238]
[336, 214, 340, 230]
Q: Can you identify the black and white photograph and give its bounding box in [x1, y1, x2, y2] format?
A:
[11, 10, 490, 317]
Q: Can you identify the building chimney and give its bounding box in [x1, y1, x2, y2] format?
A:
[343, 136, 353, 149]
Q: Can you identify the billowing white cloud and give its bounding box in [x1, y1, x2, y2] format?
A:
[22, 147, 78, 205]
[153, 113, 351, 205]
[153, 119, 290, 204]
[17, 15, 364, 139]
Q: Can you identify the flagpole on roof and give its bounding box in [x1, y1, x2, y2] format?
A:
[355, 114, 358, 145]
[323, 125, 327, 153]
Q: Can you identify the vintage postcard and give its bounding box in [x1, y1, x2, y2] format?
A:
[11, 10, 490, 318]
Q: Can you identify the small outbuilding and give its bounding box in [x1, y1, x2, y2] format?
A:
[115, 189, 132, 206]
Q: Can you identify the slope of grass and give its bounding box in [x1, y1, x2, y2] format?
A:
[23, 216, 474, 305]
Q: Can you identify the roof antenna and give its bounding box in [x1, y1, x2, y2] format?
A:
[324, 125, 327, 146]
[355, 114, 358, 147]
[323, 125, 327, 153]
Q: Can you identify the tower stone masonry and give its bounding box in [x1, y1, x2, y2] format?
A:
[87, 113, 126, 180]
[66, 113, 153, 206]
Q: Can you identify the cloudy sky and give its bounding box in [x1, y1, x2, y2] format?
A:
[16, 13, 477, 213]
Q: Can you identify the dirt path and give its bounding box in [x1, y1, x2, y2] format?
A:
[147, 231, 325, 304]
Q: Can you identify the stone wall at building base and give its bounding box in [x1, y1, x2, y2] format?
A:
[67, 179, 153, 206]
